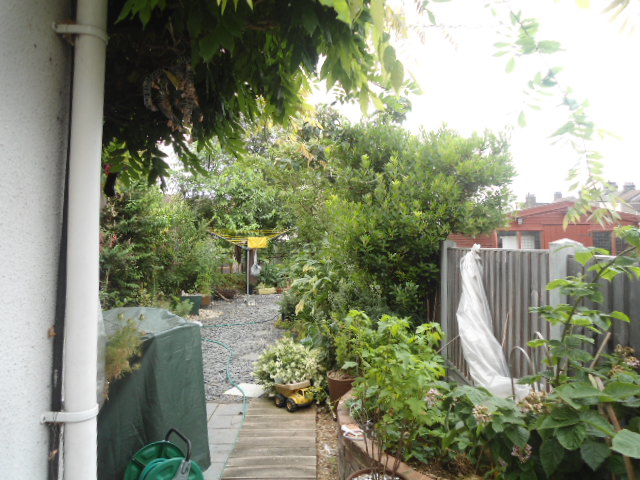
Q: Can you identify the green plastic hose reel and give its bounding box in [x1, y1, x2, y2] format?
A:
[124, 429, 204, 480]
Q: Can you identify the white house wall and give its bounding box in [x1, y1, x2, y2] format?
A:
[0, 0, 71, 476]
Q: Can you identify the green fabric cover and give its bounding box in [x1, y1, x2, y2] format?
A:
[98, 307, 211, 480]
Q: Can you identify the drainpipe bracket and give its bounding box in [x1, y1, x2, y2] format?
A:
[52, 22, 108, 45]
[41, 404, 99, 424]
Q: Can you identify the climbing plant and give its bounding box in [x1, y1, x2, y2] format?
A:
[102, 0, 408, 189]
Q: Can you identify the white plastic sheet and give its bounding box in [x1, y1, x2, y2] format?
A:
[456, 245, 530, 400]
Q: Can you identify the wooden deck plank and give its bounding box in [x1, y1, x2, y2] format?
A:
[222, 465, 315, 478]
[226, 456, 316, 468]
[238, 429, 314, 438]
[234, 437, 314, 448]
[221, 399, 317, 480]
[230, 445, 316, 457]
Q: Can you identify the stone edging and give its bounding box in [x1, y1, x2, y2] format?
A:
[336, 391, 438, 480]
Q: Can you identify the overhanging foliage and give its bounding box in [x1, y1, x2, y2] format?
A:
[104, 0, 405, 186]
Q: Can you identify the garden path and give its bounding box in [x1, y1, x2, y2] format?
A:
[205, 397, 316, 480]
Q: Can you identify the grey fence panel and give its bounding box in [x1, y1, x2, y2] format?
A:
[443, 247, 551, 381]
[567, 255, 640, 353]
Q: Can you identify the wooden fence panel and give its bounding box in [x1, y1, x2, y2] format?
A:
[443, 247, 550, 381]
[442, 247, 640, 386]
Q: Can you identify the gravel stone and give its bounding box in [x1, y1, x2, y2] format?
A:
[196, 294, 283, 402]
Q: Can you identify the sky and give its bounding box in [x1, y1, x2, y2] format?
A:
[313, 0, 640, 204]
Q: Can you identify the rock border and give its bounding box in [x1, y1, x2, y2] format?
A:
[336, 391, 438, 480]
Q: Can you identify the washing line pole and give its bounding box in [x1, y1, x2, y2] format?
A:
[246, 248, 250, 296]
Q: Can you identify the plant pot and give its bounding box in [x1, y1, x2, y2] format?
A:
[275, 287, 284, 294]
[327, 369, 355, 404]
[347, 468, 408, 480]
[200, 294, 212, 307]
[180, 294, 202, 315]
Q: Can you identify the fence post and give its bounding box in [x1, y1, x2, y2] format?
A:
[548, 239, 583, 340]
[440, 240, 456, 358]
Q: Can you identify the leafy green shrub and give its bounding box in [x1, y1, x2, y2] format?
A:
[100, 182, 227, 308]
[349, 313, 446, 473]
[215, 273, 246, 297]
[253, 337, 325, 396]
[104, 314, 144, 398]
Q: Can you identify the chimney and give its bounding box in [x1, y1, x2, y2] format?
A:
[623, 182, 636, 192]
[609, 181, 618, 191]
[525, 193, 537, 208]
[553, 191, 562, 202]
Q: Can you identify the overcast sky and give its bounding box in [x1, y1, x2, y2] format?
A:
[314, 0, 640, 204]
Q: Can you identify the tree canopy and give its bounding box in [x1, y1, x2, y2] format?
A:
[103, 0, 406, 187]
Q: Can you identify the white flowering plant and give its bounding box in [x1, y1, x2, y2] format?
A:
[254, 337, 326, 398]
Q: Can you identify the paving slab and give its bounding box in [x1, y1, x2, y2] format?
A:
[208, 428, 241, 445]
[223, 383, 265, 397]
[214, 403, 246, 416]
[204, 462, 226, 480]
[209, 414, 245, 429]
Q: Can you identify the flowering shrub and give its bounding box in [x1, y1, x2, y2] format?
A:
[253, 337, 325, 395]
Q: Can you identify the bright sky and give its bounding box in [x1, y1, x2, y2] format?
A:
[313, 0, 640, 204]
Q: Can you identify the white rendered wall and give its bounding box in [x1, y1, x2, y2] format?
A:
[0, 0, 71, 476]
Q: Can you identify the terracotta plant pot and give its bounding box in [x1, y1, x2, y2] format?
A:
[327, 369, 355, 404]
[200, 294, 212, 307]
[347, 468, 408, 480]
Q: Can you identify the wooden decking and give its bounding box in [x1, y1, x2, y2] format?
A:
[222, 397, 316, 480]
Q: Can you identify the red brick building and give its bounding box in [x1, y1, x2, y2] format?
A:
[449, 201, 640, 254]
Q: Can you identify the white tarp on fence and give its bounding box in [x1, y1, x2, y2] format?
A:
[456, 245, 530, 400]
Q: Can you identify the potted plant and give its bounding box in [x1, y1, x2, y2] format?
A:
[195, 273, 213, 307]
[179, 292, 203, 315]
[347, 314, 447, 480]
[253, 337, 327, 404]
[328, 310, 373, 405]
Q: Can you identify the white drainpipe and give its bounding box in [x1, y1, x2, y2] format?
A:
[50, 0, 108, 478]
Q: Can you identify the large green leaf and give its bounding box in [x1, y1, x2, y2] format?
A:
[536, 406, 580, 429]
[603, 382, 640, 400]
[505, 425, 530, 448]
[556, 423, 586, 450]
[580, 410, 616, 437]
[390, 61, 404, 92]
[554, 382, 603, 404]
[580, 440, 610, 471]
[540, 439, 565, 476]
[612, 429, 640, 459]
[370, 0, 384, 32]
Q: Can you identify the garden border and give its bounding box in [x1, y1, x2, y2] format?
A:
[336, 391, 438, 480]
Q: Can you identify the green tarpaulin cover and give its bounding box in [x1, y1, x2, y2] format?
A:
[98, 307, 211, 480]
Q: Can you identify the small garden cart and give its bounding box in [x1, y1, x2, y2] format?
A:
[273, 380, 314, 412]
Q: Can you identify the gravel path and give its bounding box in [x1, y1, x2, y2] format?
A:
[197, 294, 283, 402]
